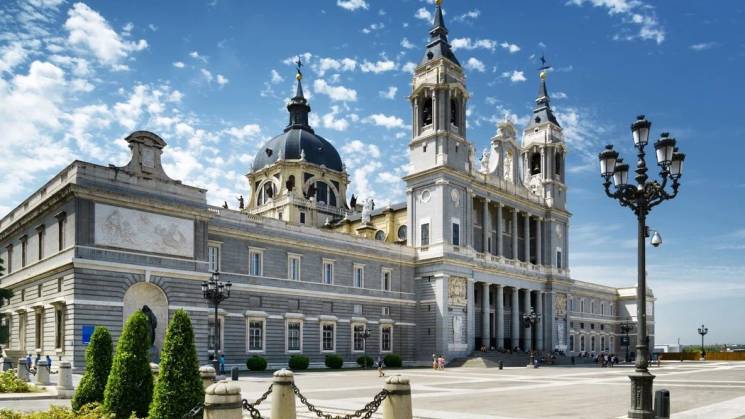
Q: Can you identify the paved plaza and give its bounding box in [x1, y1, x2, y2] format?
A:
[2, 362, 744, 418]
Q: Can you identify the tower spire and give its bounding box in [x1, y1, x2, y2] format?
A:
[420, 0, 460, 66]
[527, 55, 559, 128]
[286, 58, 313, 133]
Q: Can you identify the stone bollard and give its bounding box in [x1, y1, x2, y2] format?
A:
[231, 366, 239, 381]
[200, 365, 217, 390]
[56, 361, 74, 398]
[203, 380, 242, 419]
[383, 375, 413, 419]
[271, 369, 297, 419]
[35, 360, 51, 386]
[1, 358, 12, 371]
[17, 359, 29, 382]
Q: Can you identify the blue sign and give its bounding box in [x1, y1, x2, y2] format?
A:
[82, 325, 95, 345]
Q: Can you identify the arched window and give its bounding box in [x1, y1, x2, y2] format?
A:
[257, 181, 277, 206]
[397, 225, 407, 241]
[555, 152, 562, 176]
[422, 97, 433, 126]
[580, 335, 585, 352]
[450, 98, 458, 127]
[601, 336, 605, 352]
[530, 153, 541, 175]
[591, 336, 596, 352]
[313, 182, 338, 207]
[569, 335, 575, 351]
[375, 230, 386, 241]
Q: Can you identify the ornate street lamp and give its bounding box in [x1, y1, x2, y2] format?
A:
[698, 324, 708, 359]
[202, 271, 232, 374]
[522, 309, 540, 366]
[598, 115, 685, 419]
[362, 329, 371, 368]
[619, 322, 635, 363]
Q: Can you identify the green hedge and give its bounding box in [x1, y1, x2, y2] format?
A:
[356, 355, 373, 368]
[383, 354, 402, 368]
[246, 356, 267, 371]
[0, 403, 110, 419]
[324, 354, 343, 369]
[149, 309, 204, 419]
[72, 327, 112, 411]
[0, 370, 30, 393]
[288, 355, 309, 370]
[103, 310, 153, 418]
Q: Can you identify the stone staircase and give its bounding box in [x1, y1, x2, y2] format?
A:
[450, 351, 597, 368]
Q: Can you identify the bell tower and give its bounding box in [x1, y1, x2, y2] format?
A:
[522, 61, 567, 210]
[408, 0, 471, 176]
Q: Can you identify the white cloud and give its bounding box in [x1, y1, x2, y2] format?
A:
[189, 51, 208, 63]
[336, 0, 369, 11]
[360, 59, 396, 73]
[200, 68, 213, 83]
[400, 38, 415, 49]
[321, 106, 350, 131]
[465, 57, 486, 72]
[270, 69, 284, 84]
[553, 91, 568, 100]
[451, 38, 497, 52]
[0, 43, 29, 74]
[224, 124, 261, 140]
[414, 8, 432, 22]
[172, 61, 185, 68]
[501, 70, 526, 82]
[690, 42, 717, 51]
[314, 57, 357, 76]
[216, 74, 229, 86]
[362, 23, 384, 34]
[364, 113, 405, 129]
[313, 79, 358, 102]
[64, 3, 148, 68]
[379, 86, 397, 100]
[566, 0, 665, 44]
[401, 62, 417, 74]
[454, 9, 480, 22]
[500, 42, 521, 54]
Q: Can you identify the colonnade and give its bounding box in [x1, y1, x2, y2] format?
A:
[476, 282, 546, 352]
[471, 197, 543, 266]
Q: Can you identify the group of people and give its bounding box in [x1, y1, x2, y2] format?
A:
[594, 353, 620, 367]
[24, 353, 53, 375]
[432, 354, 446, 370]
[207, 352, 227, 374]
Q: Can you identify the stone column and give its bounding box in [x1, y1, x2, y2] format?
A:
[56, 361, 74, 398]
[271, 369, 297, 419]
[496, 285, 504, 349]
[523, 290, 532, 351]
[524, 213, 531, 263]
[481, 282, 490, 348]
[466, 278, 475, 353]
[511, 209, 518, 260]
[35, 360, 50, 386]
[383, 375, 413, 419]
[511, 287, 519, 350]
[536, 218, 543, 266]
[483, 199, 491, 254]
[536, 291, 544, 351]
[496, 202, 503, 257]
[204, 380, 242, 419]
[465, 190, 473, 249]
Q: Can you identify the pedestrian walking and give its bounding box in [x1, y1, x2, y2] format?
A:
[219, 353, 226, 375]
[432, 353, 437, 370]
[438, 355, 445, 370]
[377, 355, 385, 377]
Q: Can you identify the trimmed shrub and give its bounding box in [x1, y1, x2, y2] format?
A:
[246, 356, 267, 371]
[356, 355, 373, 368]
[288, 355, 309, 370]
[103, 311, 154, 418]
[0, 370, 30, 393]
[383, 354, 402, 368]
[72, 327, 113, 411]
[0, 403, 111, 418]
[149, 309, 204, 419]
[324, 354, 343, 369]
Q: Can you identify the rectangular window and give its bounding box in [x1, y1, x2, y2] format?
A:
[321, 323, 335, 352]
[322, 260, 334, 285]
[287, 321, 302, 352]
[452, 222, 460, 246]
[20, 236, 27, 268]
[55, 308, 64, 350]
[57, 278, 63, 293]
[557, 250, 563, 269]
[249, 249, 263, 276]
[208, 245, 220, 272]
[35, 310, 43, 350]
[420, 223, 430, 246]
[381, 325, 392, 352]
[5, 245, 12, 274]
[353, 324, 366, 352]
[37, 284, 42, 298]
[36, 226, 44, 261]
[381, 269, 392, 291]
[353, 304, 363, 315]
[207, 316, 223, 352]
[248, 319, 264, 352]
[20, 289, 24, 302]
[56, 212, 67, 251]
[299, 212, 306, 224]
[382, 306, 390, 316]
[288, 255, 301, 281]
[569, 335, 575, 351]
[353, 265, 364, 288]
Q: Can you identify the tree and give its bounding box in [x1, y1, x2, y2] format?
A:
[72, 327, 113, 411]
[149, 309, 203, 419]
[103, 310, 154, 418]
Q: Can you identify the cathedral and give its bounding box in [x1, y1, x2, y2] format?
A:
[0, 2, 653, 371]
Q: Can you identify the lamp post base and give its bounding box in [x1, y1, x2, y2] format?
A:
[628, 370, 655, 419]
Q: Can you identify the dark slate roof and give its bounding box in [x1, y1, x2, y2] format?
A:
[420, 4, 460, 67]
[251, 128, 343, 172]
[526, 76, 560, 129]
[252, 75, 344, 173]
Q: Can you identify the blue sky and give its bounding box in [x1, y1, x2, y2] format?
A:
[1, 0, 743, 345]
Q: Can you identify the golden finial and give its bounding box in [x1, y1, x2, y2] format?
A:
[435, 0, 442, 6]
[296, 71, 302, 81]
[540, 71, 547, 80]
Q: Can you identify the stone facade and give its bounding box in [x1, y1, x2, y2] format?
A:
[0, 2, 654, 372]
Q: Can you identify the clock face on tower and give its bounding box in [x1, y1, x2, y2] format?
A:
[451, 189, 460, 207]
[555, 224, 563, 239]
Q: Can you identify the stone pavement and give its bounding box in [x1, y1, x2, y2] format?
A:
[1, 362, 744, 418]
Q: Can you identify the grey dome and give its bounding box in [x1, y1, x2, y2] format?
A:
[252, 128, 343, 172]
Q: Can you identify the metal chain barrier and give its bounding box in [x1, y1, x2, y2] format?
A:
[181, 403, 204, 419]
[292, 383, 389, 419]
[242, 382, 274, 419]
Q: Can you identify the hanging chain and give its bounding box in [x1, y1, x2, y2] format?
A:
[181, 403, 204, 419]
[292, 383, 389, 419]
[242, 383, 274, 419]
